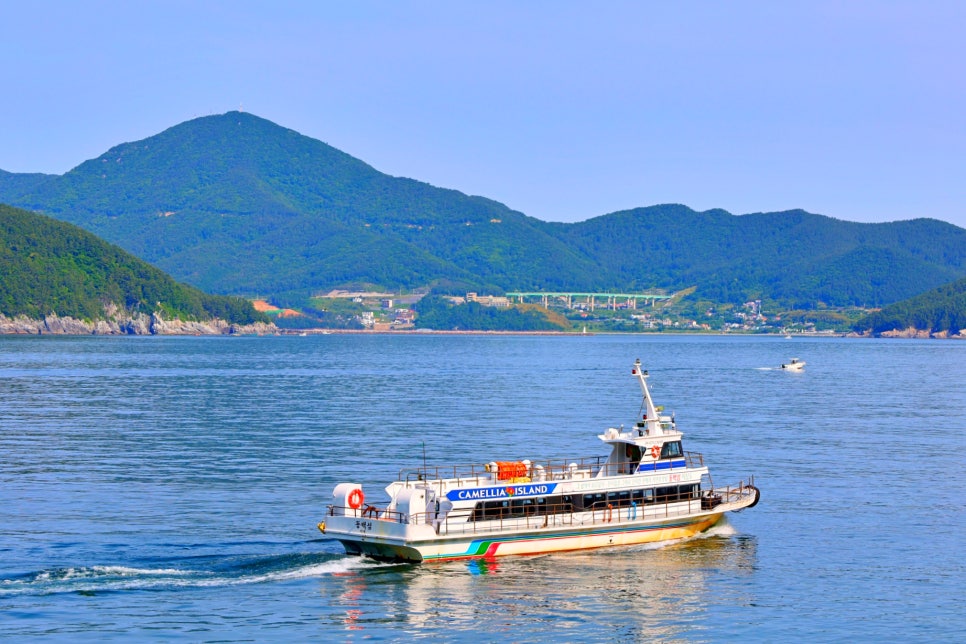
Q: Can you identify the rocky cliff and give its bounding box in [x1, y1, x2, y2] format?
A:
[0, 311, 276, 336]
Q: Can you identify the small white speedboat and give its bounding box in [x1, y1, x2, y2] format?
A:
[781, 358, 805, 371]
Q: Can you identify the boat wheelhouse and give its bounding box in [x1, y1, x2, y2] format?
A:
[319, 359, 759, 562]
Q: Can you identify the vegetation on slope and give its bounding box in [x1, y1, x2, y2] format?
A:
[1, 112, 965, 308]
[0, 203, 268, 324]
[413, 295, 567, 331]
[554, 206, 966, 307]
[1, 112, 594, 296]
[853, 277, 966, 335]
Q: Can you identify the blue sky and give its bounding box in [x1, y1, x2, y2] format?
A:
[1, 1, 963, 228]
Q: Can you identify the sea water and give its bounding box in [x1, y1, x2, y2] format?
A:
[1, 334, 964, 641]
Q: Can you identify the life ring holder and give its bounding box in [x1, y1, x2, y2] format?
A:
[651, 445, 661, 459]
[347, 488, 365, 510]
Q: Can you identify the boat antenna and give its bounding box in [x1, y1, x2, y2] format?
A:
[422, 441, 427, 474]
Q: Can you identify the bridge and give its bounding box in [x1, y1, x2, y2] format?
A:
[506, 291, 672, 311]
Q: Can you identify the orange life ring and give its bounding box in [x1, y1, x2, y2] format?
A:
[347, 488, 364, 509]
[651, 445, 661, 459]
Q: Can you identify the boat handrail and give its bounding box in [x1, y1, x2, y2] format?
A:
[325, 476, 756, 533]
[399, 451, 706, 485]
[685, 451, 704, 468]
[399, 455, 608, 485]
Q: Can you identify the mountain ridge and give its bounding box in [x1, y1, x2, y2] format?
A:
[2, 111, 964, 307]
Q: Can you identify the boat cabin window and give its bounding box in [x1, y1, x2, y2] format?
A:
[637, 488, 656, 505]
[607, 490, 631, 505]
[510, 497, 539, 517]
[468, 485, 699, 521]
[661, 441, 683, 459]
[470, 495, 574, 521]
[654, 484, 699, 503]
[624, 444, 643, 462]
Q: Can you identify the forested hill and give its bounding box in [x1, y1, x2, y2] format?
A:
[1, 111, 965, 308]
[0, 112, 591, 297]
[555, 207, 966, 307]
[853, 277, 966, 336]
[0, 203, 267, 325]
[0, 169, 54, 196]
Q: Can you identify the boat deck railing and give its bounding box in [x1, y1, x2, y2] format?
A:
[399, 451, 705, 488]
[327, 476, 756, 538]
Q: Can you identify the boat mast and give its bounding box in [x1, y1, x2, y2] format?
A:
[632, 358, 664, 436]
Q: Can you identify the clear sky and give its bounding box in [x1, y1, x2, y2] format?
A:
[1, 1, 963, 228]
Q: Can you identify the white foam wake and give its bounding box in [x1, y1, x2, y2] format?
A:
[0, 555, 373, 596]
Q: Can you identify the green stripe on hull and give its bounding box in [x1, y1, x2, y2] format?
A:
[422, 514, 721, 562]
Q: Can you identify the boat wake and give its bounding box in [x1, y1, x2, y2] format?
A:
[619, 519, 738, 553]
[0, 550, 379, 597]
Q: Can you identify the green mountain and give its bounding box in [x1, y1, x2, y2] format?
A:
[0, 203, 267, 325]
[0, 169, 54, 197]
[853, 276, 966, 336]
[556, 206, 966, 307]
[2, 111, 965, 308]
[1, 112, 594, 296]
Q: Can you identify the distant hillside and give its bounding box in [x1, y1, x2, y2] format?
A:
[853, 276, 966, 336]
[0, 203, 268, 327]
[555, 206, 966, 307]
[2, 111, 965, 307]
[413, 295, 567, 331]
[0, 169, 54, 197]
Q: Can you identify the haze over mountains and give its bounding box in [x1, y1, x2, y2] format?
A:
[1, 111, 965, 309]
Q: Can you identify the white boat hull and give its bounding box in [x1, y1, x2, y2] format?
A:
[322, 486, 758, 563]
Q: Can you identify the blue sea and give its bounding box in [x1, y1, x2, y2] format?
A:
[1, 334, 964, 641]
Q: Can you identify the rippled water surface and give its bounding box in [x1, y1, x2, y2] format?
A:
[2, 334, 964, 641]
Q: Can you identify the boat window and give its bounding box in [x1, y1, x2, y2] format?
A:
[470, 494, 579, 521]
[661, 441, 683, 459]
[467, 484, 699, 522]
[625, 444, 643, 463]
[477, 499, 510, 520]
[510, 498, 538, 517]
[606, 490, 632, 506]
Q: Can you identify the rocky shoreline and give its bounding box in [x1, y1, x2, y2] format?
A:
[876, 326, 965, 339]
[0, 312, 276, 336]
[2, 314, 961, 339]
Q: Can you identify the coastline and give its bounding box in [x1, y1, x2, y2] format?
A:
[1, 315, 960, 339]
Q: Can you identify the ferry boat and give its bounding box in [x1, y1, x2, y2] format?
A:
[318, 359, 759, 562]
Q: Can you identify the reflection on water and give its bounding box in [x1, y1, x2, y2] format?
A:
[330, 570, 366, 631]
[319, 523, 758, 640]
